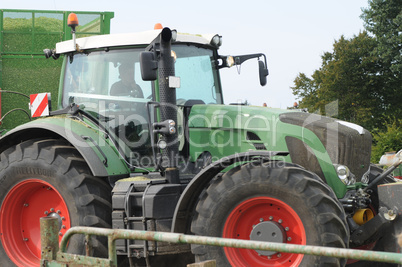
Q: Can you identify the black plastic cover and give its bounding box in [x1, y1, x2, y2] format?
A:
[280, 112, 372, 181]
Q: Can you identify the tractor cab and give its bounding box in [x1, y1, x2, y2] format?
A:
[52, 26, 267, 171]
[55, 32, 223, 169]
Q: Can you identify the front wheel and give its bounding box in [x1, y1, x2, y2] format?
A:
[0, 139, 112, 267]
[191, 161, 349, 267]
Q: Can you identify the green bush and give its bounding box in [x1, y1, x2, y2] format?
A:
[371, 119, 402, 163]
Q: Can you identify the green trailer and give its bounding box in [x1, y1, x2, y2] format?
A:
[0, 9, 113, 130]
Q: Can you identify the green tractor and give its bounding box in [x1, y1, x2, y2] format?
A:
[0, 16, 400, 267]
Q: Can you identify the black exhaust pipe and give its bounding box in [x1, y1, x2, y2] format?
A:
[157, 28, 179, 184]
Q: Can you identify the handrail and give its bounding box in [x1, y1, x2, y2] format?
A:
[40, 217, 402, 266]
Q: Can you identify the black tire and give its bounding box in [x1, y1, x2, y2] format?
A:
[191, 161, 349, 267]
[0, 139, 112, 267]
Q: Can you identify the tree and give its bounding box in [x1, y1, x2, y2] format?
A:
[292, 0, 402, 132]
[291, 72, 321, 111]
[292, 32, 384, 130]
[371, 119, 402, 163]
[361, 0, 402, 74]
[361, 0, 402, 123]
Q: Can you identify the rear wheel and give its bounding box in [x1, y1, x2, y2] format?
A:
[0, 139, 112, 267]
[191, 161, 349, 267]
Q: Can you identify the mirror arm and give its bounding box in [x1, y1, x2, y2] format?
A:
[234, 53, 266, 66]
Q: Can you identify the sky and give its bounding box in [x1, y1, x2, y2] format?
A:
[1, 0, 369, 108]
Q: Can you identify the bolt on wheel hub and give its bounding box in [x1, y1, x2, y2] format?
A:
[250, 221, 286, 256]
[46, 211, 63, 230]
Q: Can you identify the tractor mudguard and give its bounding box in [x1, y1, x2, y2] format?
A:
[0, 116, 130, 178]
[171, 151, 288, 234]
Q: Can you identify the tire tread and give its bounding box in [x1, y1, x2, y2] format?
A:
[191, 161, 349, 267]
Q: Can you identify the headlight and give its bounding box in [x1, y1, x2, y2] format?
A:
[334, 164, 355, 185]
[361, 169, 370, 184]
[226, 56, 235, 67]
[210, 34, 222, 48]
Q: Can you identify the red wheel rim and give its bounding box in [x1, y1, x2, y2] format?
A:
[223, 196, 306, 267]
[0, 179, 71, 267]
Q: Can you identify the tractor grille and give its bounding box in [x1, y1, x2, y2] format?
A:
[280, 112, 372, 182]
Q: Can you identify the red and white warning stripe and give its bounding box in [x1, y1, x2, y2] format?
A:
[30, 93, 50, 117]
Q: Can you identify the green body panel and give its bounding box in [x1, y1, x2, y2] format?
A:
[188, 104, 347, 198]
[0, 115, 130, 177]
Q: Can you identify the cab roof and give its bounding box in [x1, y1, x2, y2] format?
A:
[55, 29, 220, 54]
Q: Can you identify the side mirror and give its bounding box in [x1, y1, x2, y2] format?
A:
[140, 52, 158, 81]
[258, 60, 269, 86]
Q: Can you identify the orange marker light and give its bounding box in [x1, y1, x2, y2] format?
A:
[67, 13, 79, 28]
[154, 23, 163, 30]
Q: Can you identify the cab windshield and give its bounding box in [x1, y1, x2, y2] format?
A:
[61, 45, 222, 167]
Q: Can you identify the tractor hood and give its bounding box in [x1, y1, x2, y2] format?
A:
[187, 104, 372, 196]
[279, 112, 372, 182]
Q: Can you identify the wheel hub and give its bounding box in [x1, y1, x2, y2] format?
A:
[223, 196, 306, 266]
[46, 211, 63, 231]
[250, 221, 286, 256]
